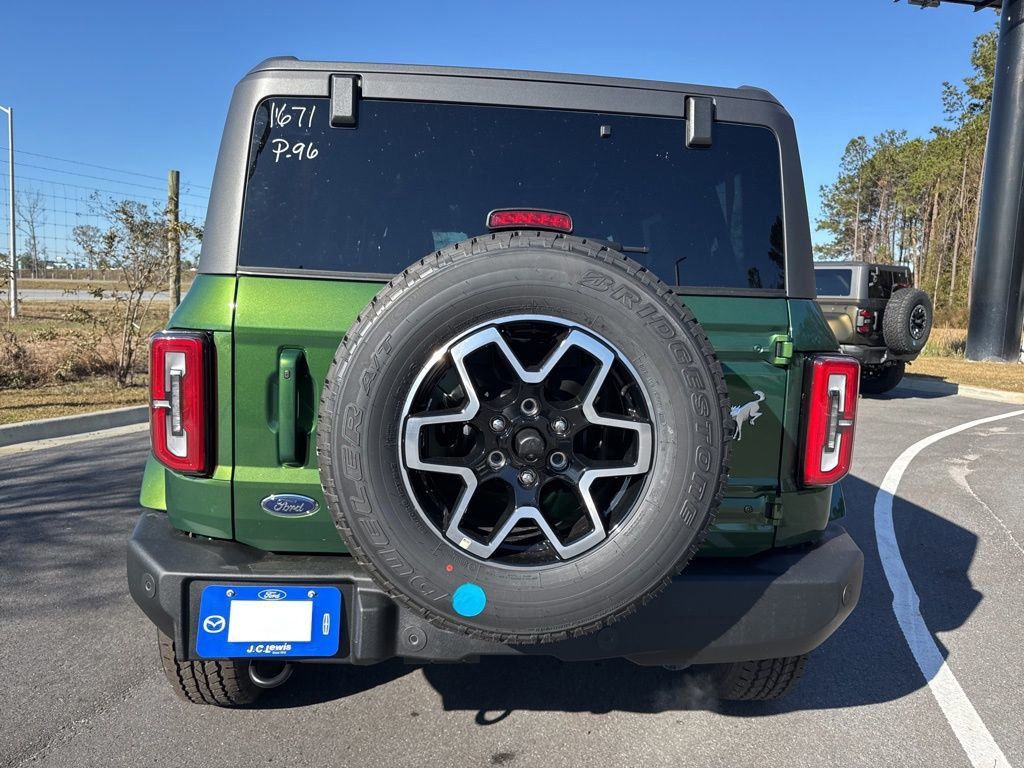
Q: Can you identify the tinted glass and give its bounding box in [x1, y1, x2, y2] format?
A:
[815, 268, 853, 296]
[867, 268, 895, 299]
[239, 98, 785, 290]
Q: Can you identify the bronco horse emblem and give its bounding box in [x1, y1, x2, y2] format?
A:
[730, 390, 765, 441]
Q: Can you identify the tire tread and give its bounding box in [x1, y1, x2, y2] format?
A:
[157, 632, 260, 707]
[714, 654, 808, 701]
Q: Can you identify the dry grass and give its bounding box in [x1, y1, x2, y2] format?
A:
[908, 356, 1024, 394]
[921, 327, 968, 358]
[0, 379, 148, 425]
[912, 326, 1023, 393]
[1, 300, 168, 424]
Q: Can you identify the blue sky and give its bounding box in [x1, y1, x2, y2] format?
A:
[0, 0, 996, 252]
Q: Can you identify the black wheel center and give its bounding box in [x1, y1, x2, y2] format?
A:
[513, 427, 546, 463]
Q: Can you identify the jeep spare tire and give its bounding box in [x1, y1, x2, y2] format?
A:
[883, 287, 932, 354]
[318, 233, 731, 643]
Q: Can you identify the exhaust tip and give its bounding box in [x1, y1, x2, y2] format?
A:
[248, 660, 294, 689]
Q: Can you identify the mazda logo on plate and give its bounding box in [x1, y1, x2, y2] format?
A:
[258, 589, 287, 601]
[203, 615, 226, 633]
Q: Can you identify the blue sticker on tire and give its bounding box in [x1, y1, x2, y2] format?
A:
[195, 585, 341, 659]
[452, 583, 486, 617]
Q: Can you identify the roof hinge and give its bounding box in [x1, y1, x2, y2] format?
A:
[685, 96, 714, 148]
[330, 74, 360, 127]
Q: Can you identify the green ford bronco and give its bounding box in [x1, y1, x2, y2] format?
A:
[128, 59, 864, 706]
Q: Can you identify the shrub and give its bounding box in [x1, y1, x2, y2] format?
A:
[921, 327, 968, 358]
[0, 331, 45, 388]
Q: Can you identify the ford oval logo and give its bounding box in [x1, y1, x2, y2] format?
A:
[258, 589, 287, 601]
[260, 494, 319, 517]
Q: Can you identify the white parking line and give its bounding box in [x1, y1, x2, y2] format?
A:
[874, 409, 1024, 768]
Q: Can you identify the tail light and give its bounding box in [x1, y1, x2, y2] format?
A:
[800, 355, 859, 487]
[855, 309, 875, 334]
[149, 331, 212, 475]
[486, 208, 573, 233]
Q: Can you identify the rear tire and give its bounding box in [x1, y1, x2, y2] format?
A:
[712, 654, 808, 701]
[158, 632, 262, 707]
[860, 361, 905, 395]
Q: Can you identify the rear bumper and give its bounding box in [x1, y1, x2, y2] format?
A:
[127, 511, 863, 667]
[840, 344, 916, 365]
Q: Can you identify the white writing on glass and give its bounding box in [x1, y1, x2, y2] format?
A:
[271, 139, 319, 163]
[269, 102, 317, 129]
[268, 102, 319, 163]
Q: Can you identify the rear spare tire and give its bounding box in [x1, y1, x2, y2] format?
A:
[317, 233, 731, 643]
[883, 287, 932, 354]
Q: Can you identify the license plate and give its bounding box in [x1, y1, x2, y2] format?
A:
[195, 585, 341, 659]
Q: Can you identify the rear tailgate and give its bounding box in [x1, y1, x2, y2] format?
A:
[683, 295, 792, 555]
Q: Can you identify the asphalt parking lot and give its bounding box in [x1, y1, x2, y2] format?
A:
[1, 387, 1022, 768]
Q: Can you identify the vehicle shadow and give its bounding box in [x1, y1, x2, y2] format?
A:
[267, 472, 982, 716]
[1, 436, 980, 717]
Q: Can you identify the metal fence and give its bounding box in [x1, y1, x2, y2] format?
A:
[0, 146, 208, 270]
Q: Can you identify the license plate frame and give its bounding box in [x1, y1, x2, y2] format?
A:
[195, 584, 342, 659]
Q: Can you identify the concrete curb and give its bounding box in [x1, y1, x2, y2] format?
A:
[0, 405, 149, 448]
[895, 374, 1024, 405]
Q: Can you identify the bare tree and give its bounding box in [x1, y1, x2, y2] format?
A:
[16, 190, 47, 278]
[73, 196, 200, 386]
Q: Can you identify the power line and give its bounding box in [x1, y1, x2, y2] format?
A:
[11, 161, 209, 200]
[0, 145, 211, 190]
[14, 176, 206, 215]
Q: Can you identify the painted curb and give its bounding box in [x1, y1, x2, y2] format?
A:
[895, 374, 1024, 405]
[0, 405, 149, 448]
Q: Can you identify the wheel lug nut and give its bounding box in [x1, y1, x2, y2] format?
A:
[551, 417, 568, 435]
[548, 451, 568, 471]
[520, 398, 540, 417]
[487, 450, 506, 470]
[518, 469, 538, 487]
[489, 416, 506, 432]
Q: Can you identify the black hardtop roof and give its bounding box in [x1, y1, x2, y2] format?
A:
[247, 57, 780, 105]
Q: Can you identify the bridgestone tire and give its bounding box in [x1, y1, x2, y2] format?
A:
[860, 361, 905, 395]
[883, 288, 932, 354]
[157, 632, 261, 707]
[317, 232, 732, 643]
[711, 654, 808, 701]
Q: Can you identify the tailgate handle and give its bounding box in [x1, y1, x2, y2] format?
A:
[277, 348, 304, 466]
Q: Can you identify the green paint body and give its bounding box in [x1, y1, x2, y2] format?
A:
[139, 275, 844, 557]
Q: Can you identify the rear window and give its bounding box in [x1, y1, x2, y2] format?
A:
[239, 98, 785, 291]
[814, 268, 853, 296]
[867, 267, 911, 299]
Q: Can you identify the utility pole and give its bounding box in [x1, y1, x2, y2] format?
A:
[906, 0, 1024, 361]
[167, 169, 180, 318]
[966, 0, 1024, 360]
[0, 105, 16, 320]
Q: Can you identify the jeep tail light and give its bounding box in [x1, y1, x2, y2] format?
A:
[801, 355, 859, 486]
[855, 309, 875, 334]
[150, 331, 212, 475]
[486, 208, 573, 233]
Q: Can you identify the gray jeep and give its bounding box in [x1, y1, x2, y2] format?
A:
[814, 262, 933, 394]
